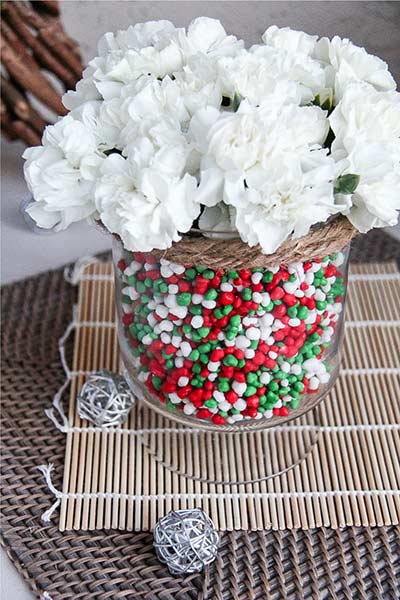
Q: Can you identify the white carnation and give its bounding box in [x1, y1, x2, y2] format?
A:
[180, 17, 243, 58]
[338, 142, 400, 232]
[23, 116, 102, 230]
[64, 22, 182, 108]
[315, 36, 396, 102]
[90, 22, 183, 101]
[94, 77, 190, 152]
[257, 100, 329, 157]
[173, 54, 223, 115]
[62, 67, 101, 110]
[204, 100, 329, 172]
[95, 151, 199, 252]
[262, 25, 318, 56]
[198, 203, 238, 239]
[123, 76, 189, 125]
[207, 104, 265, 171]
[330, 83, 400, 156]
[99, 20, 177, 53]
[91, 46, 182, 101]
[330, 84, 400, 231]
[224, 150, 339, 254]
[220, 43, 325, 105]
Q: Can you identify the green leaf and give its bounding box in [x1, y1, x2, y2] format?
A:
[320, 97, 332, 111]
[232, 93, 242, 112]
[334, 174, 360, 195]
[312, 90, 333, 112]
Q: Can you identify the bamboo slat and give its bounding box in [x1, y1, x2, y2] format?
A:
[59, 261, 400, 531]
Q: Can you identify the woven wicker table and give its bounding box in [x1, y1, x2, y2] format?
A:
[1, 230, 400, 600]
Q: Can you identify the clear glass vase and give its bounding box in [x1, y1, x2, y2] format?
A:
[112, 237, 349, 433]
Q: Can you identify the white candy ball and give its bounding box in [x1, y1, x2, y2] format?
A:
[232, 381, 247, 396]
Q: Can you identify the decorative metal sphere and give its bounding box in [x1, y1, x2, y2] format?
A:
[153, 509, 219, 575]
[77, 370, 134, 427]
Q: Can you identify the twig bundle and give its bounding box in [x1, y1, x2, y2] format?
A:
[1, 0, 83, 146]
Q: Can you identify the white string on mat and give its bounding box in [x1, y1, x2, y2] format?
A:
[63, 255, 100, 285]
[341, 368, 400, 376]
[345, 320, 400, 328]
[349, 273, 400, 282]
[57, 423, 400, 435]
[76, 320, 117, 328]
[45, 314, 77, 431]
[37, 463, 400, 523]
[46, 257, 117, 430]
[79, 274, 114, 282]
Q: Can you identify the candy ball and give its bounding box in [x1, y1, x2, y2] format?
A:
[153, 509, 219, 574]
[77, 369, 134, 427]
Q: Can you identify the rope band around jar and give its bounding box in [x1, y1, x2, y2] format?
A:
[149, 216, 357, 269]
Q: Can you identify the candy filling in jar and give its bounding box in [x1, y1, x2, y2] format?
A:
[113, 239, 348, 428]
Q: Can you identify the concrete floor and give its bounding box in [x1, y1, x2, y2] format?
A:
[1, 2, 399, 598]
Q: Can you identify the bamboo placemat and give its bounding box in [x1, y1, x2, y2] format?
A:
[56, 260, 400, 532]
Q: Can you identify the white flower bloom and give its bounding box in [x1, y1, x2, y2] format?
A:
[330, 83, 400, 157]
[88, 76, 188, 153]
[123, 76, 189, 124]
[219, 41, 325, 105]
[173, 54, 223, 115]
[95, 151, 199, 252]
[330, 84, 400, 231]
[262, 25, 318, 56]
[224, 150, 338, 254]
[188, 106, 220, 153]
[68, 99, 127, 153]
[204, 100, 329, 172]
[194, 167, 224, 207]
[199, 203, 238, 238]
[92, 47, 183, 100]
[90, 23, 183, 101]
[64, 22, 181, 108]
[23, 116, 102, 229]
[24, 19, 399, 253]
[62, 67, 101, 110]
[257, 100, 329, 158]
[338, 142, 400, 232]
[314, 36, 396, 102]
[208, 104, 265, 171]
[180, 17, 243, 58]
[99, 20, 177, 53]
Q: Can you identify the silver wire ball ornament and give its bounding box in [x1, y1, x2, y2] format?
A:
[153, 509, 219, 575]
[77, 370, 134, 427]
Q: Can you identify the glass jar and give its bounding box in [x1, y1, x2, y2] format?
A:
[112, 237, 349, 432]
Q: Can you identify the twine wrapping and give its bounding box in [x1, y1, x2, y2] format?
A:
[149, 216, 357, 269]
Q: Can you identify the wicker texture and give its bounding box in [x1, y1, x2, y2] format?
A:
[1, 229, 400, 599]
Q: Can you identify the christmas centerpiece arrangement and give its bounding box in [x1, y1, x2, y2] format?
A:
[24, 18, 400, 428]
